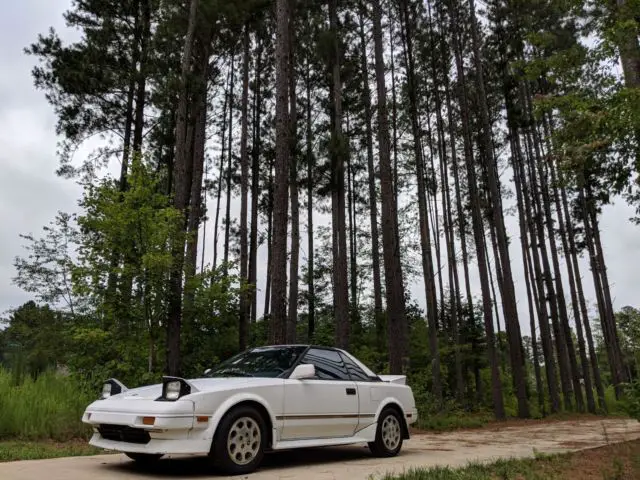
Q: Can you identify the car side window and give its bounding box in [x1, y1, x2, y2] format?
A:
[340, 353, 373, 382]
[300, 349, 350, 381]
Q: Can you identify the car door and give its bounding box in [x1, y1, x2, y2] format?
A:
[282, 348, 358, 440]
[339, 351, 379, 434]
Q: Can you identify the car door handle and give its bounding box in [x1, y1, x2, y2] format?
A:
[346, 387, 356, 395]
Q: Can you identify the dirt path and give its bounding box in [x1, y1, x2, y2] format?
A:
[1, 418, 638, 480]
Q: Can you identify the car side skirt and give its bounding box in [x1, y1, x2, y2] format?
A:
[271, 422, 378, 450]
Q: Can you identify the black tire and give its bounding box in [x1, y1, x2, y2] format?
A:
[368, 407, 404, 457]
[210, 405, 266, 475]
[124, 452, 164, 464]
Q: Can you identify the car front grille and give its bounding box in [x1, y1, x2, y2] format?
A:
[98, 424, 151, 444]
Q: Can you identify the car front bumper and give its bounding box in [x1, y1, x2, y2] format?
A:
[83, 399, 213, 455]
[88, 431, 212, 455]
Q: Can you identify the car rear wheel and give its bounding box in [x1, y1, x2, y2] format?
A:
[124, 452, 164, 464]
[210, 405, 266, 475]
[368, 407, 403, 457]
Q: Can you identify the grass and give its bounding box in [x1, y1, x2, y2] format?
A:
[0, 440, 104, 463]
[0, 368, 95, 441]
[414, 410, 494, 432]
[377, 440, 640, 480]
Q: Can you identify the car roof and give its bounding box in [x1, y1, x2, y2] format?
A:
[253, 344, 338, 351]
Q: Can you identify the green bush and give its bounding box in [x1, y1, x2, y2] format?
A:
[624, 380, 640, 421]
[0, 368, 95, 441]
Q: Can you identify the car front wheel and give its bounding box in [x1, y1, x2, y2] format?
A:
[368, 407, 404, 457]
[210, 405, 266, 475]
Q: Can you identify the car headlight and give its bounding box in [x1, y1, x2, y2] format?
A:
[100, 378, 128, 399]
[165, 380, 181, 400]
[101, 382, 112, 399]
[159, 376, 193, 401]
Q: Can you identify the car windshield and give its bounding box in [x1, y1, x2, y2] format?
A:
[205, 346, 307, 378]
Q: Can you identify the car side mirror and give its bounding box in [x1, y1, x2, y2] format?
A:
[204, 368, 212, 376]
[290, 364, 315, 380]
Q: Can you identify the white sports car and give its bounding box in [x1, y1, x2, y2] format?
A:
[82, 345, 418, 474]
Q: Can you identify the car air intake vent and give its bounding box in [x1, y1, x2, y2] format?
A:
[98, 424, 151, 444]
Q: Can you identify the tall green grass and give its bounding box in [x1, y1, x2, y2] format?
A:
[0, 368, 95, 441]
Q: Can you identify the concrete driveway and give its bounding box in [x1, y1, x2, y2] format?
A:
[1, 418, 638, 480]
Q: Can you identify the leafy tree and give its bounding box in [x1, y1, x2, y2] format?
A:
[13, 213, 80, 315]
[615, 306, 640, 378]
[0, 302, 67, 378]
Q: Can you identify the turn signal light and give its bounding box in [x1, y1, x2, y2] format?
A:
[142, 416, 156, 426]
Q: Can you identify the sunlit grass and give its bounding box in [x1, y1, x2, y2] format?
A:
[0, 440, 104, 463]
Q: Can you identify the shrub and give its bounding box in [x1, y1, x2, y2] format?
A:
[0, 368, 95, 441]
[624, 380, 640, 421]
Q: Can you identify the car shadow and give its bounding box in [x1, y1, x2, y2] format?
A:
[101, 445, 375, 478]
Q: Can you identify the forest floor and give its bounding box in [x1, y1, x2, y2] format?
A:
[0, 417, 638, 479]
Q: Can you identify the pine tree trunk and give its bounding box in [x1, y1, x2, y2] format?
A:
[106, 0, 141, 329]
[508, 112, 547, 415]
[486, 230, 506, 371]
[347, 142, 359, 333]
[270, 0, 290, 343]
[328, 0, 350, 350]
[523, 126, 574, 411]
[584, 191, 627, 393]
[388, 3, 399, 199]
[524, 87, 584, 412]
[513, 132, 561, 413]
[239, 25, 251, 351]
[521, 209, 546, 415]
[183, 42, 210, 333]
[357, 2, 384, 341]
[132, 0, 150, 154]
[248, 38, 263, 326]
[223, 55, 235, 276]
[547, 159, 595, 413]
[448, 0, 505, 418]
[166, 0, 200, 376]
[468, 0, 528, 418]
[443, 64, 474, 316]
[398, 0, 442, 402]
[212, 70, 230, 271]
[372, 0, 408, 375]
[388, 2, 402, 257]
[305, 56, 315, 341]
[542, 113, 605, 411]
[429, 0, 463, 399]
[556, 167, 607, 411]
[539, 157, 585, 411]
[613, 0, 640, 88]
[263, 176, 273, 318]
[287, 6, 299, 344]
[423, 112, 445, 328]
[591, 206, 626, 386]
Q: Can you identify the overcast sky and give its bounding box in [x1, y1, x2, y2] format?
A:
[1, 1, 639, 336]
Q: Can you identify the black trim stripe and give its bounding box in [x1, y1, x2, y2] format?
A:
[275, 413, 376, 421]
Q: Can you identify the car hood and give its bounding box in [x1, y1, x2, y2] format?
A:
[108, 376, 283, 401]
